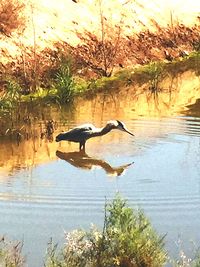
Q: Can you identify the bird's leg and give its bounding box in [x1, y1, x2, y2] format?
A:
[79, 141, 86, 151]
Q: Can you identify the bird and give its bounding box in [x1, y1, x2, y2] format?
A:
[55, 120, 134, 151]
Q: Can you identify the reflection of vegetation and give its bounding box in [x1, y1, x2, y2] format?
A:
[0, 10, 199, 112]
[0, 8, 200, 115]
[1, 52, 200, 115]
[143, 62, 164, 93]
[2, 10, 200, 75]
[184, 99, 200, 117]
[0, 52, 199, 117]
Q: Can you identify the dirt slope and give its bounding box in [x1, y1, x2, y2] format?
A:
[1, 0, 200, 64]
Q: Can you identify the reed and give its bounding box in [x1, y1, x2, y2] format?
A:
[0, 237, 25, 267]
[54, 63, 75, 104]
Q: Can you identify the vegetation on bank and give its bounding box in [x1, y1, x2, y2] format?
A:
[1, 51, 200, 115]
[1, 2, 200, 266]
[0, 0, 200, 114]
[1, 195, 200, 267]
[0, 236, 24, 267]
[45, 194, 166, 267]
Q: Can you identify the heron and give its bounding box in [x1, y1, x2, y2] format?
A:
[55, 120, 134, 151]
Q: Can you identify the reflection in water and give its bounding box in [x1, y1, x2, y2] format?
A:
[0, 67, 200, 267]
[56, 150, 134, 176]
[185, 98, 200, 117]
[76, 70, 200, 120]
[0, 70, 199, 162]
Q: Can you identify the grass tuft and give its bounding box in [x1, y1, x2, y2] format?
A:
[0, 237, 25, 267]
[54, 63, 75, 104]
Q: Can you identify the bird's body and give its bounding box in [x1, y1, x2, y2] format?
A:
[55, 120, 134, 151]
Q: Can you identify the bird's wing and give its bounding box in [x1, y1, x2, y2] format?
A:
[63, 124, 94, 142]
[75, 123, 95, 130]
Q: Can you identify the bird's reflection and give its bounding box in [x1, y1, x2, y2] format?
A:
[56, 150, 134, 177]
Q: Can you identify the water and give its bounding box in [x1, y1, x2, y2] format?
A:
[0, 69, 200, 266]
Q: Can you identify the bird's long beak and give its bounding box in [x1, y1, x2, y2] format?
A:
[123, 127, 134, 136]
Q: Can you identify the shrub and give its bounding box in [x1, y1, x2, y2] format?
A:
[101, 195, 167, 267]
[70, 0, 126, 78]
[45, 194, 167, 267]
[0, 0, 25, 36]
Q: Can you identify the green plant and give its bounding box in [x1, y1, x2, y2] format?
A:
[55, 63, 75, 104]
[45, 239, 64, 267]
[143, 62, 165, 93]
[0, 237, 25, 267]
[5, 79, 21, 101]
[0, 99, 12, 112]
[194, 252, 200, 267]
[102, 194, 167, 267]
[0, 79, 22, 112]
[45, 194, 167, 267]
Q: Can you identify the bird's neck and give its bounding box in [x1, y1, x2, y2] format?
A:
[91, 125, 114, 137]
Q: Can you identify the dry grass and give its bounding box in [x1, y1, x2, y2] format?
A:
[0, 0, 25, 36]
[0, 236, 25, 267]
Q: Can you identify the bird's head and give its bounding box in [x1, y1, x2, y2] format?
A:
[107, 120, 134, 136]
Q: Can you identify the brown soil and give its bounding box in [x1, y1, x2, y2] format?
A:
[0, 0, 200, 91]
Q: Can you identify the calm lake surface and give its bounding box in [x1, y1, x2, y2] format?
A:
[0, 68, 200, 266]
